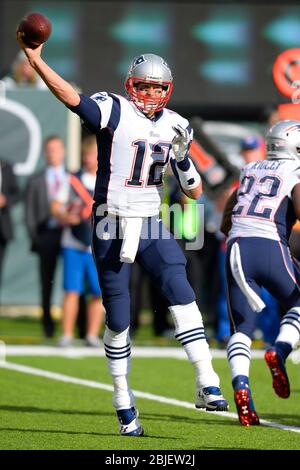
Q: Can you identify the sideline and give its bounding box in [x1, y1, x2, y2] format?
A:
[4, 345, 266, 359]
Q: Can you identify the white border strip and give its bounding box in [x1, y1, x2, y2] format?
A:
[1, 360, 300, 434]
[4, 345, 266, 359]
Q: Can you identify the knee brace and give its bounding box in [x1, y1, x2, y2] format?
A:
[103, 293, 131, 333]
[160, 267, 195, 306]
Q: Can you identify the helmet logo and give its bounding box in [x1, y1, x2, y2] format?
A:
[133, 55, 146, 67]
[285, 124, 300, 134]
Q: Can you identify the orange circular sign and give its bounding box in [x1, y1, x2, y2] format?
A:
[273, 48, 300, 98]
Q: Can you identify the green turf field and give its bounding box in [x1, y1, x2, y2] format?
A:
[0, 354, 300, 450]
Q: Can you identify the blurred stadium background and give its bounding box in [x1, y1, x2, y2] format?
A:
[0, 0, 300, 340]
[2, 0, 298, 113]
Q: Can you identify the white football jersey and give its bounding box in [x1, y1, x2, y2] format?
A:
[91, 92, 191, 217]
[228, 159, 300, 243]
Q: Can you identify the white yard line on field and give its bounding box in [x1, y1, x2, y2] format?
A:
[1, 360, 300, 434]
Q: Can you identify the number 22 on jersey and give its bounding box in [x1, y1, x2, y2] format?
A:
[233, 174, 282, 220]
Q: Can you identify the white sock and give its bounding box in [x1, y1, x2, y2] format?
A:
[169, 301, 219, 388]
[112, 375, 135, 410]
[194, 359, 220, 388]
[227, 332, 251, 380]
[276, 307, 300, 348]
[103, 326, 135, 410]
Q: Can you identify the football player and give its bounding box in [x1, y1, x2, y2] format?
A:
[221, 120, 300, 426]
[17, 35, 228, 436]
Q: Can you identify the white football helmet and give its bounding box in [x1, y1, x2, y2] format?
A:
[125, 53, 173, 113]
[266, 120, 300, 160]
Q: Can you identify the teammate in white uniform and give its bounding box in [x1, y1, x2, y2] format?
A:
[17, 35, 228, 436]
[221, 120, 300, 426]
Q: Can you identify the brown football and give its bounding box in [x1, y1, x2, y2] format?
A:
[17, 12, 52, 48]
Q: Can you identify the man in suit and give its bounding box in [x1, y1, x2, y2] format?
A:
[25, 135, 67, 337]
[0, 159, 20, 290]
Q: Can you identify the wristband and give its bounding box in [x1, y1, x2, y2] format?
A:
[176, 157, 201, 190]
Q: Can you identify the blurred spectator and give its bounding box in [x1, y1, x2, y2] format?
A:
[0, 159, 20, 296]
[240, 135, 265, 162]
[1, 51, 47, 90]
[25, 135, 68, 337]
[51, 135, 104, 347]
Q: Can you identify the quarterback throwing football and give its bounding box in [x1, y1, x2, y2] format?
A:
[17, 33, 228, 436]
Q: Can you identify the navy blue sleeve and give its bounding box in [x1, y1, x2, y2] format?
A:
[170, 157, 182, 187]
[170, 157, 190, 198]
[68, 94, 101, 132]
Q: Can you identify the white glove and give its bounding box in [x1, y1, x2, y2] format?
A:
[172, 125, 190, 162]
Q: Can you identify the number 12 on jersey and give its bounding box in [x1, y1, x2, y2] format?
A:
[126, 140, 171, 187]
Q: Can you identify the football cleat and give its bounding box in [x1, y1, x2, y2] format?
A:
[234, 388, 260, 426]
[264, 348, 290, 398]
[117, 407, 144, 436]
[195, 386, 229, 411]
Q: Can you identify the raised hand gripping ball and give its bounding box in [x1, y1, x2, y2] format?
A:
[17, 12, 52, 48]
